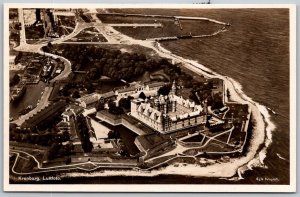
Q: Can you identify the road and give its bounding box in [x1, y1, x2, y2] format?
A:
[109, 23, 162, 27]
[11, 150, 136, 175]
[10, 8, 251, 175]
[12, 86, 52, 126]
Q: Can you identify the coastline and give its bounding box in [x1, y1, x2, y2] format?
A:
[62, 41, 274, 179]
[9, 10, 275, 180]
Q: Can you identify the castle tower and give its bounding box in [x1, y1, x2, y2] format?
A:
[170, 81, 177, 112]
[154, 99, 160, 111]
[170, 80, 176, 95]
[203, 99, 208, 122]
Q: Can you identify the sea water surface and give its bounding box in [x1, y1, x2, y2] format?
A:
[160, 8, 290, 184]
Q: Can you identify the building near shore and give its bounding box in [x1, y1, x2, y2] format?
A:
[115, 81, 165, 101]
[21, 101, 67, 130]
[57, 104, 83, 139]
[77, 93, 101, 108]
[210, 78, 225, 104]
[130, 81, 207, 134]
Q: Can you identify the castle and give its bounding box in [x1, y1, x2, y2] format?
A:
[130, 81, 207, 134]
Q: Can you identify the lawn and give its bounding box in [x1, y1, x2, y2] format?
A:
[66, 27, 108, 42]
[97, 10, 224, 40]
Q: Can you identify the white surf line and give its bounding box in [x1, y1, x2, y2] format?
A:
[276, 153, 288, 161]
[146, 28, 227, 41]
[131, 37, 274, 178]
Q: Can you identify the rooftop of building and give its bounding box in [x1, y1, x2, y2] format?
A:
[100, 91, 115, 99]
[132, 93, 204, 123]
[116, 81, 167, 94]
[62, 104, 84, 117]
[57, 121, 69, 128]
[21, 101, 67, 128]
[77, 93, 100, 105]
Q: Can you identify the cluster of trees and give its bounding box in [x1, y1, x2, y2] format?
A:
[59, 82, 79, 97]
[57, 15, 76, 28]
[158, 85, 171, 96]
[118, 96, 133, 110]
[47, 142, 74, 160]
[42, 44, 225, 110]
[9, 73, 20, 86]
[9, 9, 18, 19]
[77, 115, 93, 152]
[10, 22, 21, 31]
[9, 31, 20, 44]
[79, 13, 93, 23]
[108, 100, 124, 115]
[188, 80, 224, 109]
[210, 92, 224, 110]
[189, 81, 213, 104]
[107, 130, 120, 139]
[14, 51, 23, 65]
[25, 25, 45, 40]
[9, 123, 70, 146]
[43, 45, 164, 82]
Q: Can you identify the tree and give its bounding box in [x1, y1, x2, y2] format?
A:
[9, 73, 20, 86]
[82, 140, 93, 152]
[96, 101, 105, 111]
[227, 89, 231, 99]
[119, 96, 132, 109]
[108, 130, 120, 139]
[87, 67, 100, 80]
[85, 83, 94, 94]
[72, 90, 80, 98]
[47, 42, 53, 48]
[211, 93, 224, 110]
[14, 51, 23, 64]
[158, 85, 171, 96]
[48, 143, 61, 160]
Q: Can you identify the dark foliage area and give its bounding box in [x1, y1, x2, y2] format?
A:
[47, 142, 74, 160]
[43, 44, 166, 82]
[9, 123, 70, 147]
[77, 115, 93, 152]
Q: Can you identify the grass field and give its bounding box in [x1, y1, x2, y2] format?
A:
[66, 27, 108, 42]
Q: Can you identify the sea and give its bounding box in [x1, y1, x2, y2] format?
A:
[160, 8, 290, 184]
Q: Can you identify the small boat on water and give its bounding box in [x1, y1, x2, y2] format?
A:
[10, 83, 26, 102]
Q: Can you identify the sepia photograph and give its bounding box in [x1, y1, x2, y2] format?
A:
[3, 4, 296, 192]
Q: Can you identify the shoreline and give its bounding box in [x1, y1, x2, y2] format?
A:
[60, 41, 274, 179]
[10, 12, 275, 179]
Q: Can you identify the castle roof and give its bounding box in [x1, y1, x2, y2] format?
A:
[137, 102, 162, 123]
[101, 91, 115, 99]
[77, 93, 100, 105]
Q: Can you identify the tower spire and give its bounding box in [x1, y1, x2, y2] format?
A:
[170, 80, 176, 95]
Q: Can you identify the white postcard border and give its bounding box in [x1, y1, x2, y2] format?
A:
[3, 3, 297, 192]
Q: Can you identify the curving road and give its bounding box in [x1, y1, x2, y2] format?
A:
[11, 8, 259, 176]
